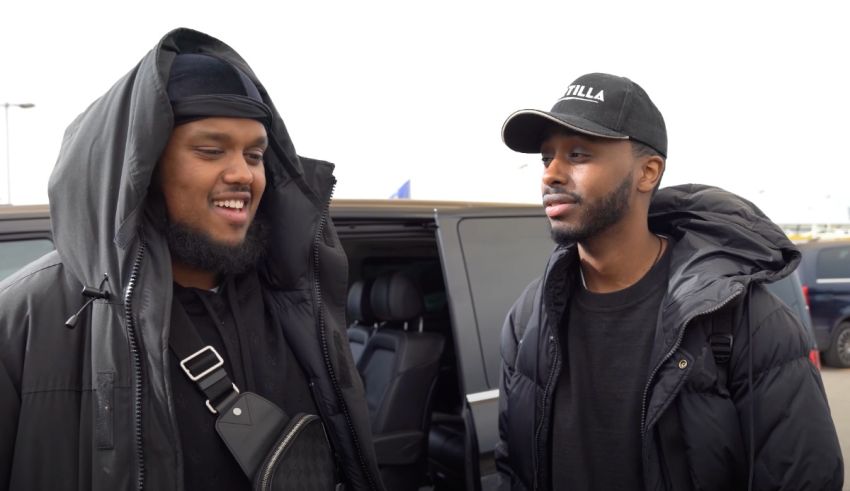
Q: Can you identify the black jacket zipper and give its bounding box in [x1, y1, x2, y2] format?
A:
[312, 185, 379, 491]
[124, 240, 147, 490]
[530, 252, 566, 491]
[532, 330, 560, 491]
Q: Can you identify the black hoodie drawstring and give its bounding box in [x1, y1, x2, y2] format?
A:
[65, 274, 110, 329]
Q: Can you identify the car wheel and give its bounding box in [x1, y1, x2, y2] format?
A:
[823, 321, 850, 368]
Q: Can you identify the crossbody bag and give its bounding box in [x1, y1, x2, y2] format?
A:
[169, 302, 341, 491]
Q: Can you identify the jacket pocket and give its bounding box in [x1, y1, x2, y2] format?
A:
[95, 371, 114, 449]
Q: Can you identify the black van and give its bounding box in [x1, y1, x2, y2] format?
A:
[796, 240, 850, 367]
[0, 201, 819, 490]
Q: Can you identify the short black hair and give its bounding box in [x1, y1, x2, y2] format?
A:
[631, 140, 665, 194]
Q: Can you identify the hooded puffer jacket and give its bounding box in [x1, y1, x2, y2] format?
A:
[495, 185, 843, 490]
[0, 28, 383, 491]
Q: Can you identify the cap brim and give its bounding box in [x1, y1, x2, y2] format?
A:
[501, 109, 628, 153]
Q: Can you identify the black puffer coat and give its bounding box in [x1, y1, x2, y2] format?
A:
[495, 185, 843, 490]
[0, 28, 382, 491]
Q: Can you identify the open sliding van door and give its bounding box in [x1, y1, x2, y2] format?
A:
[433, 205, 553, 489]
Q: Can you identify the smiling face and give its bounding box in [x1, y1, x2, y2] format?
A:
[157, 117, 268, 248]
[540, 131, 640, 244]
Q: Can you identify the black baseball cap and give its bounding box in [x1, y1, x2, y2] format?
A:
[502, 73, 667, 157]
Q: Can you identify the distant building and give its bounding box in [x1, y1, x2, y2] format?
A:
[781, 223, 850, 244]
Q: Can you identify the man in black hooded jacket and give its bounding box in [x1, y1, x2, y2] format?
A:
[0, 29, 383, 491]
[495, 73, 843, 490]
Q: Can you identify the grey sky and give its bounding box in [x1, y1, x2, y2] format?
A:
[1, 0, 847, 223]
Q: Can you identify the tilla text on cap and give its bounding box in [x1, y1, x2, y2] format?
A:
[558, 85, 605, 103]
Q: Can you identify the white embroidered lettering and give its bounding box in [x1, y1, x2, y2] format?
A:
[557, 85, 604, 104]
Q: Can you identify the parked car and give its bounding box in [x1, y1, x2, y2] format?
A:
[0, 205, 53, 280]
[767, 268, 821, 369]
[0, 201, 819, 490]
[796, 240, 850, 367]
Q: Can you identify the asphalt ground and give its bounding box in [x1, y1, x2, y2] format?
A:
[821, 367, 849, 490]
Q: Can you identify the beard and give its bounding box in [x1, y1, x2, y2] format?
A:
[549, 173, 633, 246]
[165, 215, 269, 277]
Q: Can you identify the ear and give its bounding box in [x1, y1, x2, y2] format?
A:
[636, 155, 664, 194]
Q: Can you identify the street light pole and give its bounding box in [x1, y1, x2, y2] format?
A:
[3, 102, 35, 205]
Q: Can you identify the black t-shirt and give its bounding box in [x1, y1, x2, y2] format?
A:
[169, 273, 318, 491]
[551, 242, 672, 491]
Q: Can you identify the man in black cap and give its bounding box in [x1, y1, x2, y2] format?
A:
[495, 73, 842, 490]
[0, 29, 383, 490]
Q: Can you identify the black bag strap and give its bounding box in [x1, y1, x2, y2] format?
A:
[168, 300, 241, 414]
[710, 308, 734, 365]
[709, 306, 735, 390]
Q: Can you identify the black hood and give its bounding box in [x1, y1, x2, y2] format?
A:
[650, 184, 800, 288]
[645, 184, 801, 373]
[47, 27, 330, 295]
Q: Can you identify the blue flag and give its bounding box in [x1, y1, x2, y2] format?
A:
[390, 180, 411, 199]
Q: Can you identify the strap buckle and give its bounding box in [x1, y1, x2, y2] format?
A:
[180, 345, 224, 382]
[710, 333, 734, 365]
[206, 383, 240, 414]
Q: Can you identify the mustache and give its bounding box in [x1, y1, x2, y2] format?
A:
[218, 184, 252, 193]
[542, 186, 583, 204]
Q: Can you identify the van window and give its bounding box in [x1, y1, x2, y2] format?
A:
[0, 239, 54, 281]
[457, 216, 553, 385]
[816, 246, 850, 280]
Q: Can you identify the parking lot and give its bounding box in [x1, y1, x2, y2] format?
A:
[822, 368, 849, 489]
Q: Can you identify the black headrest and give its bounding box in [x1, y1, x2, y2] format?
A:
[370, 272, 423, 322]
[347, 279, 376, 324]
